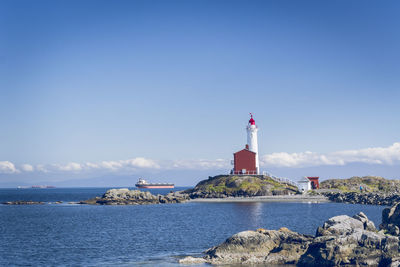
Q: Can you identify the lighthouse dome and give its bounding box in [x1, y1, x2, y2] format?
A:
[249, 114, 255, 125]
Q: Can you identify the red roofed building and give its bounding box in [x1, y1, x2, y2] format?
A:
[233, 144, 257, 175]
[307, 177, 320, 189]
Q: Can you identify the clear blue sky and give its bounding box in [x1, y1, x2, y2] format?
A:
[1, 0, 400, 186]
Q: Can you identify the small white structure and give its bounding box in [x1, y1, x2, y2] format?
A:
[298, 177, 311, 193]
[246, 113, 259, 174]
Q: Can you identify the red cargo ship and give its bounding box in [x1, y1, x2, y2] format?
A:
[135, 178, 174, 189]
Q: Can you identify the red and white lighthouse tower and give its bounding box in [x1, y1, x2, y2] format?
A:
[232, 114, 260, 175]
[246, 113, 259, 174]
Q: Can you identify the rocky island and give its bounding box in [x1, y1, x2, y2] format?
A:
[180, 202, 400, 266]
[321, 191, 400, 206]
[184, 174, 299, 198]
[320, 176, 400, 193]
[80, 188, 189, 205]
[317, 176, 400, 206]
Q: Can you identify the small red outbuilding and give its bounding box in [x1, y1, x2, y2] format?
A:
[307, 177, 320, 189]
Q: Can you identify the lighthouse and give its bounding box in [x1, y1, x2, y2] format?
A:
[232, 114, 260, 175]
[247, 113, 259, 174]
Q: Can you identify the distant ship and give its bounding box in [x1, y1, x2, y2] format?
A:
[135, 178, 174, 189]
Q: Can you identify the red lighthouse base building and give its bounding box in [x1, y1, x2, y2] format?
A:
[232, 144, 257, 175]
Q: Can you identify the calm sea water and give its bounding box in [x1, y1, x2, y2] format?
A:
[0, 188, 387, 266]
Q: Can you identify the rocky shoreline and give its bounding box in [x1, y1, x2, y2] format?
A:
[78, 175, 302, 205]
[180, 203, 400, 266]
[321, 176, 400, 193]
[190, 195, 329, 203]
[316, 176, 400, 206]
[55, 176, 400, 206]
[320, 191, 400, 206]
[80, 188, 189, 205]
[79, 189, 327, 205]
[6, 190, 398, 207]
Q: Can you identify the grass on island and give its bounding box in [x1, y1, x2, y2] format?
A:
[192, 175, 299, 196]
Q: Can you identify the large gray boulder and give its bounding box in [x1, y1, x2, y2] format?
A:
[353, 211, 376, 231]
[204, 228, 312, 265]
[299, 212, 396, 266]
[316, 215, 364, 236]
[381, 202, 400, 235]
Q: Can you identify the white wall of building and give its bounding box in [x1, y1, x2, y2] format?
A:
[298, 177, 311, 192]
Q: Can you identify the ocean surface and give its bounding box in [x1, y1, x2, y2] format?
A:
[0, 188, 387, 266]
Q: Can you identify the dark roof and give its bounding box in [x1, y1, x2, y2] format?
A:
[233, 148, 256, 155]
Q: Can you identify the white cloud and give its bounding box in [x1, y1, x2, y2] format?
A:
[2, 142, 400, 175]
[261, 142, 400, 168]
[85, 162, 100, 169]
[36, 164, 49, 173]
[169, 159, 229, 170]
[21, 164, 34, 172]
[55, 162, 83, 171]
[46, 157, 160, 172]
[99, 160, 123, 170]
[95, 158, 159, 171]
[0, 161, 18, 173]
[123, 157, 160, 169]
[46, 158, 226, 172]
